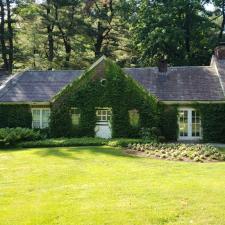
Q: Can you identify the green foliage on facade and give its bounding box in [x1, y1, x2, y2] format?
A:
[50, 59, 158, 138]
[198, 104, 225, 143]
[0, 105, 32, 128]
[159, 104, 178, 141]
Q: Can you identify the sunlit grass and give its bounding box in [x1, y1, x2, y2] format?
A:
[0, 146, 225, 225]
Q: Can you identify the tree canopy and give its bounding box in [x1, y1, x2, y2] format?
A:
[0, 0, 224, 72]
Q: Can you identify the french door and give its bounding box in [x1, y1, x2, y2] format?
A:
[178, 108, 201, 140]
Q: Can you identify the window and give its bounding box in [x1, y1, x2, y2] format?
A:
[192, 110, 201, 137]
[32, 108, 50, 129]
[178, 108, 201, 140]
[129, 109, 140, 127]
[96, 109, 112, 122]
[178, 110, 188, 137]
[71, 108, 80, 126]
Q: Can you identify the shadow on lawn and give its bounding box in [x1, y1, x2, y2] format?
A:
[34, 148, 80, 160]
[33, 146, 135, 160]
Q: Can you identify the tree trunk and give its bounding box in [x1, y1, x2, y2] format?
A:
[54, 4, 72, 67]
[6, 0, 13, 73]
[46, 0, 54, 69]
[219, 0, 225, 40]
[94, 21, 104, 57]
[0, 1, 9, 71]
[184, 5, 191, 53]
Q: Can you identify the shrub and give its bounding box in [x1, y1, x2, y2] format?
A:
[0, 128, 42, 146]
[17, 138, 144, 148]
[127, 143, 225, 162]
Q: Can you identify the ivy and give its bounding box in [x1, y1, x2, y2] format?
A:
[50, 59, 158, 138]
[159, 104, 178, 141]
[198, 104, 225, 143]
[0, 104, 32, 128]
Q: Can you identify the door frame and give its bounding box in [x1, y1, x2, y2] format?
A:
[95, 107, 112, 139]
[178, 107, 202, 141]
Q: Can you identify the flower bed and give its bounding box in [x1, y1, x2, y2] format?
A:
[127, 143, 225, 162]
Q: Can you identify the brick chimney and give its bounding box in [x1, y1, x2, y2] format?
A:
[158, 59, 167, 73]
[215, 43, 225, 60]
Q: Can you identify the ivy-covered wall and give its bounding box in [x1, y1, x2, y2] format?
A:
[50, 59, 159, 138]
[159, 104, 178, 141]
[159, 103, 225, 143]
[198, 104, 225, 143]
[0, 104, 32, 128]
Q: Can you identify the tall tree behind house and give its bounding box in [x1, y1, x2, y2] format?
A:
[123, 0, 217, 66]
[0, 0, 14, 73]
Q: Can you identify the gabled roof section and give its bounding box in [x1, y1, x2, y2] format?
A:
[0, 56, 225, 103]
[125, 64, 225, 101]
[0, 70, 83, 102]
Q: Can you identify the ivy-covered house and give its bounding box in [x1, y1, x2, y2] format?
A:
[1, 46, 225, 142]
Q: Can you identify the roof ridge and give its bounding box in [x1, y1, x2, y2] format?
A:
[25, 69, 84, 72]
[124, 66, 213, 69]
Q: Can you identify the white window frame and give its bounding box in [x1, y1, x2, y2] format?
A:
[31, 108, 51, 129]
[96, 108, 112, 123]
[178, 107, 202, 141]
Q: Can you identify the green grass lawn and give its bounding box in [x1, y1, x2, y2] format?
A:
[0, 146, 225, 225]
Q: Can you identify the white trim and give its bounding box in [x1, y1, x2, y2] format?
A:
[163, 100, 225, 105]
[31, 108, 51, 129]
[211, 55, 225, 96]
[0, 102, 50, 105]
[178, 107, 202, 141]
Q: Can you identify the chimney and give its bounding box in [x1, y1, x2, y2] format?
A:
[158, 59, 167, 73]
[215, 43, 225, 60]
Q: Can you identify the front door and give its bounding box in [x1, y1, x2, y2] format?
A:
[95, 108, 112, 139]
[178, 108, 201, 141]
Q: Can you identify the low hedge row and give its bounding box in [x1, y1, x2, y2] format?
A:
[17, 138, 144, 148]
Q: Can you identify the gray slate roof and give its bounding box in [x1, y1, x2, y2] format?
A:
[124, 66, 225, 101]
[0, 57, 225, 102]
[0, 70, 83, 102]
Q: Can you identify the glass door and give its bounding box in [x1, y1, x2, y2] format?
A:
[178, 108, 201, 140]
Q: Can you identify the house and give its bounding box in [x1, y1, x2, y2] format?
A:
[1, 46, 225, 142]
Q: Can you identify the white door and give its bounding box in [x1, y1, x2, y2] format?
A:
[95, 109, 112, 139]
[178, 108, 201, 141]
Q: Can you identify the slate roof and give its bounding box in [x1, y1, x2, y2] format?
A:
[0, 70, 83, 102]
[0, 57, 225, 102]
[124, 65, 225, 101]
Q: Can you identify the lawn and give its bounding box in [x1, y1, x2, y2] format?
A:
[0, 146, 225, 225]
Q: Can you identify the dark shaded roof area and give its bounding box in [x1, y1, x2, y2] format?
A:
[0, 57, 225, 102]
[0, 70, 83, 102]
[124, 66, 225, 101]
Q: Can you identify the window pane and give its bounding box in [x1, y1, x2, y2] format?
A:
[42, 109, 50, 128]
[179, 110, 188, 137]
[96, 109, 111, 122]
[32, 109, 41, 128]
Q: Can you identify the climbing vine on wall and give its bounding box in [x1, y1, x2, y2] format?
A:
[0, 104, 32, 128]
[50, 59, 159, 138]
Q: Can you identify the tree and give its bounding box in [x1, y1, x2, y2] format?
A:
[124, 0, 217, 66]
[0, 0, 14, 73]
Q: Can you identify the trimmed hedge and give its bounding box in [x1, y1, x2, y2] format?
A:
[50, 59, 158, 138]
[0, 128, 42, 146]
[17, 138, 144, 148]
[0, 105, 32, 128]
